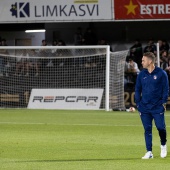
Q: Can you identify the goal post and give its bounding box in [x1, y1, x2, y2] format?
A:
[105, 45, 110, 111]
[0, 46, 128, 111]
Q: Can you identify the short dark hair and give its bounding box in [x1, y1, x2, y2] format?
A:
[143, 52, 155, 63]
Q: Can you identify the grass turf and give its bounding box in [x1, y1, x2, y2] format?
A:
[0, 109, 170, 170]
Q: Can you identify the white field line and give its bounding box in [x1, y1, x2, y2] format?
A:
[1, 122, 170, 127]
[0, 122, 141, 127]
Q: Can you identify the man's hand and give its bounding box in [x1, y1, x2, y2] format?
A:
[163, 103, 166, 111]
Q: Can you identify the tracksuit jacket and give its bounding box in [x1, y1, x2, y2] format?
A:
[135, 66, 169, 113]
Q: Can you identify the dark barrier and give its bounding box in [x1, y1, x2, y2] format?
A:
[1, 87, 170, 109]
[125, 90, 170, 110]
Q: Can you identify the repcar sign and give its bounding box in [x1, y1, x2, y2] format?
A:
[32, 96, 99, 103]
[28, 89, 103, 110]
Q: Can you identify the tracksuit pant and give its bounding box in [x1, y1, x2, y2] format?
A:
[140, 111, 167, 151]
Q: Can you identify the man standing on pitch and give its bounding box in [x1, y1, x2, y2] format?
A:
[135, 52, 169, 159]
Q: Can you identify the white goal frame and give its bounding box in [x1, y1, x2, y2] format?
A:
[0, 45, 127, 111]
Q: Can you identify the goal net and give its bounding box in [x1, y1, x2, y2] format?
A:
[0, 46, 128, 111]
[109, 51, 128, 111]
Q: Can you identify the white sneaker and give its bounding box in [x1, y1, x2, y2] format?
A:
[161, 145, 167, 158]
[142, 151, 153, 159]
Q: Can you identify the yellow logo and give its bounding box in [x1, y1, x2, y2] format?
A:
[74, 0, 98, 3]
[124, 0, 138, 15]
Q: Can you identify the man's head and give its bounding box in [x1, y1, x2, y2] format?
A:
[42, 39, 47, 46]
[142, 52, 155, 69]
[128, 58, 134, 65]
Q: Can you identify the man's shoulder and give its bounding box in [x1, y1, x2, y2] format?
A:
[137, 69, 147, 79]
[138, 69, 147, 74]
[155, 66, 166, 73]
[155, 66, 162, 70]
[155, 66, 168, 77]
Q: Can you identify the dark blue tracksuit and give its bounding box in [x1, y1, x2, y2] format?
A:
[135, 66, 169, 151]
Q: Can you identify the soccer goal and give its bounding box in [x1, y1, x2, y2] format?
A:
[0, 46, 128, 111]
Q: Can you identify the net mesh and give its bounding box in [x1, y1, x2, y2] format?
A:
[109, 50, 129, 110]
[0, 46, 128, 110]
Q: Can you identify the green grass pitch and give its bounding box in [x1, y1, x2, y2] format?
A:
[0, 109, 170, 170]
